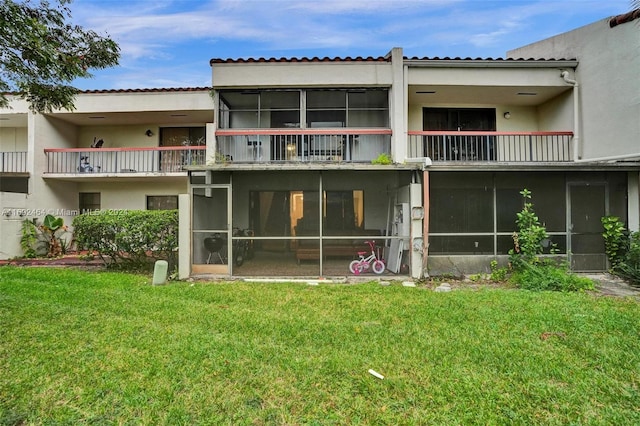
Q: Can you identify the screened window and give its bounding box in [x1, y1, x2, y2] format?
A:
[147, 195, 178, 210]
[219, 90, 300, 129]
[218, 89, 388, 129]
[0, 177, 28, 193]
[430, 173, 493, 233]
[79, 192, 100, 213]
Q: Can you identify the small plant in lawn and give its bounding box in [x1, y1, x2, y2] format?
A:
[489, 260, 509, 282]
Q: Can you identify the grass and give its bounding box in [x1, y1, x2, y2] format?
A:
[1, 267, 639, 425]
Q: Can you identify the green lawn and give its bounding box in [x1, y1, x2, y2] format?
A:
[1, 267, 639, 425]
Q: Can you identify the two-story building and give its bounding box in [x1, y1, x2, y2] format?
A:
[1, 10, 638, 280]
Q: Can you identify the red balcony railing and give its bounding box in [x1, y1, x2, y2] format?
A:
[0, 151, 27, 173]
[408, 131, 574, 162]
[44, 146, 206, 174]
[215, 129, 392, 163]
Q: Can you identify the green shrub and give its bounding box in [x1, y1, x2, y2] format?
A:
[20, 215, 70, 258]
[617, 231, 640, 286]
[489, 260, 509, 282]
[601, 216, 628, 269]
[508, 189, 549, 270]
[73, 210, 178, 270]
[512, 262, 594, 292]
[601, 216, 640, 286]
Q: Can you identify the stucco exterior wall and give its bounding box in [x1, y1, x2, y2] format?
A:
[0, 127, 27, 150]
[77, 125, 161, 149]
[52, 91, 214, 115]
[76, 181, 187, 211]
[508, 18, 640, 160]
[212, 61, 393, 88]
[407, 67, 571, 88]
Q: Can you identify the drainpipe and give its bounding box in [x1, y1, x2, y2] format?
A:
[561, 70, 580, 161]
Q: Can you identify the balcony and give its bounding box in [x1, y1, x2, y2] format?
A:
[44, 146, 206, 175]
[215, 129, 392, 163]
[408, 131, 574, 163]
[0, 152, 27, 174]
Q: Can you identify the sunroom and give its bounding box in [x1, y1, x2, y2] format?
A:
[185, 167, 425, 279]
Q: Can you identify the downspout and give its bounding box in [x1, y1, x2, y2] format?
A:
[561, 70, 580, 161]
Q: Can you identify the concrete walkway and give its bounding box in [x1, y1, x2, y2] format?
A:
[582, 273, 640, 298]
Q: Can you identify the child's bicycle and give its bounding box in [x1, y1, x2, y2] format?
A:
[349, 240, 385, 275]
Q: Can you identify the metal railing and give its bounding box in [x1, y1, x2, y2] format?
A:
[408, 131, 574, 162]
[215, 129, 392, 163]
[44, 146, 206, 174]
[0, 151, 27, 173]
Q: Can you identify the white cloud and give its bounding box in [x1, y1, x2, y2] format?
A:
[69, 0, 631, 89]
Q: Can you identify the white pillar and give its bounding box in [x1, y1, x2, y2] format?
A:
[387, 47, 406, 163]
[409, 182, 424, 279]
[178, 193, 191, 279]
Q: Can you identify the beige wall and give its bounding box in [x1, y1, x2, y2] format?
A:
[213, 62, 393, 88]
[407, 66, 570, 87]
[509, 18, 640, 159]
[77, 125, 159, 149]
[77, 180, 188, 210]
[0, 127, 28, 151]
[54, 91, 213, 115]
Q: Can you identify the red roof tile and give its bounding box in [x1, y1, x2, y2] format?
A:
[80, 87, 211, 94]
[210, 56, 389, 65]
[403, 56, 575, 62]
[609, 8, 640, 27]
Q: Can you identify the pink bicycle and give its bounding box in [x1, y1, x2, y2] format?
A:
[349, 240, 385, 275]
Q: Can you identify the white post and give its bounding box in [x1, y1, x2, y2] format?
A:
[178, 193, 191, 279]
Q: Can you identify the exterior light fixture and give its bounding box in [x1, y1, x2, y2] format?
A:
[503, 112, 511, 119]
[145, 129, 154, 137]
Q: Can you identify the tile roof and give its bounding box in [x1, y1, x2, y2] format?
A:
[210, 56, 389, 65]
[210, 55, 575, 65]
[403, 56, 575, 62]
[80, 87, 211, 94]
[609, 8, 640, 27]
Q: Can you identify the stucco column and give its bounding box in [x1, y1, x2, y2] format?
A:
[387, 47, 406, 163]
[178, 193, 191, 279]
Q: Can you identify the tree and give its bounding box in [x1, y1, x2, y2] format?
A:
[0, 0, 119, 112]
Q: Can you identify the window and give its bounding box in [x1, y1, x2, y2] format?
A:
[160, 127, 205, 146]
[0, 177, 28, 193]
[423, 108, 496, 161]
[218, 89, 388, 129]
[219, 90, 300, 129]
[147, 195, 178, 210]
[79, 192, 100, 213]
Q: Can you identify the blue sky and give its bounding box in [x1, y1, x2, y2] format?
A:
[69, 0, 632, 90]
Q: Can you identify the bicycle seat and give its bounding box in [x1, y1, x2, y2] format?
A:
[357, 251, 367, 256]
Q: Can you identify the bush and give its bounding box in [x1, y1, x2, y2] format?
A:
[512, 262, 594, 292]
[616, 231, 640, 286]
[72, 210, 178, 270]
[20, 215, 70, 258]
[601, 216, 640, 286]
